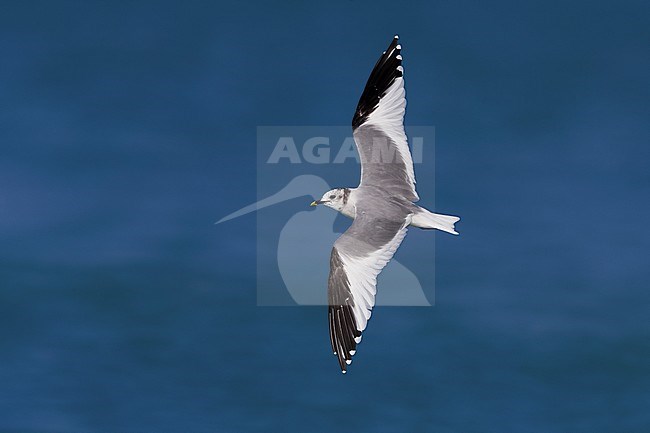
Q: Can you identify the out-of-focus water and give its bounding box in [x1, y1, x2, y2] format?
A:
[1, 1, 649, 432]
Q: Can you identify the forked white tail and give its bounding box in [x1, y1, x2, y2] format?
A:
[411, 207, 460, 235]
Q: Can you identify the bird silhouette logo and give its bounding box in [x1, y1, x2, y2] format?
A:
[217, 174, 431, 307]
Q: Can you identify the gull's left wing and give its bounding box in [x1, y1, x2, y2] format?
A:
[351, 35, 419, 202]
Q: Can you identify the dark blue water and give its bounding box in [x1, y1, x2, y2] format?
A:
[1, 1, 649, 432]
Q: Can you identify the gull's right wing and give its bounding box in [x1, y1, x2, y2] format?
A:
[327, 207, 412, 373]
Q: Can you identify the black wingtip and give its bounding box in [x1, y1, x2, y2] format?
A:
[328, 248, 363, 373]
[352, 36, 405, 129]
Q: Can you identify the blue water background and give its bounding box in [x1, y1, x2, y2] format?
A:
[1, 1, 649, 432]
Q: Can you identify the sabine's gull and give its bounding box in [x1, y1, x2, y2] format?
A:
[311, 35, 460, 373]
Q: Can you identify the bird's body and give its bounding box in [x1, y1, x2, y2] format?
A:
[311, 35, 460, 373]
[320, 185, 459, 234]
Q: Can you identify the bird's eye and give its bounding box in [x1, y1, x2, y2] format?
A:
[329, 195, 336, 199]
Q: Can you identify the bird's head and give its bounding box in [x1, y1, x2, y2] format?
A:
[311, 188, 347, 211]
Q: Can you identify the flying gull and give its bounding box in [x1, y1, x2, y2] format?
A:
[310, 35, 460, 373]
